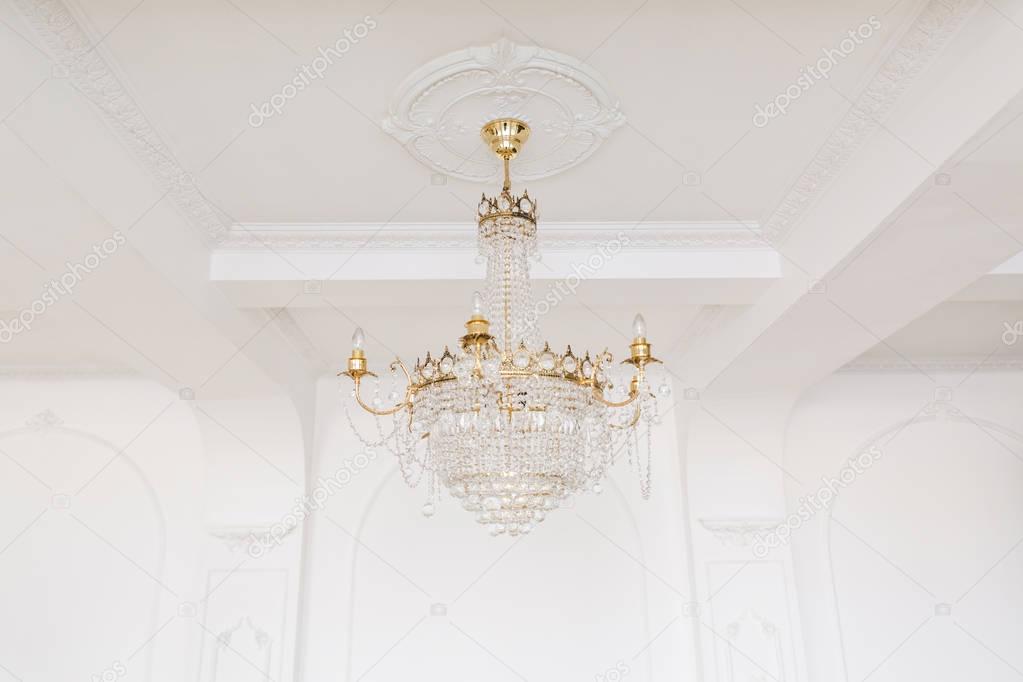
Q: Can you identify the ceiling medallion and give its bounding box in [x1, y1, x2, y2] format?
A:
[382, 38, 625, 183]
[341, 119, 662, 537]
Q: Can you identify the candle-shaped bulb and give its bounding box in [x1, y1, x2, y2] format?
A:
[352, 327, 365, 350]
[632, 314, 647, 338]
[471, 291, 484, 317]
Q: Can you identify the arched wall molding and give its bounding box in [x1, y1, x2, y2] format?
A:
[196, 568, 291, 682]
[187, 394, 308, 682]
[601, 472, 657, 682]
[683, 391, 811, 682]
[671, 402, 705, 682]
[0, 419, 168, 682]
[342, 464, 659, 681]
[721, 607, 788, 682]
[0, 377, 211, 680]
[816, 403, 1023, 682]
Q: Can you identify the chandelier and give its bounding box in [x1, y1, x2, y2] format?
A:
[341, 119, 662, 536]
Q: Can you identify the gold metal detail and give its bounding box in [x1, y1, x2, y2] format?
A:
[481, 119, 530, 159]
[478, 119, 538, 220]
[477, 190, 538, 225]
[347, 357, 414, 416]
[621, 337, 661, 369]
[481, 119, 530, 192]
[340, 348, 376, 380]
[461, 315, 493, 351]
[337, 119, 660, 537]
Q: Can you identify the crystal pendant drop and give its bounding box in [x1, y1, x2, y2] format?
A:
[339, 119, 662, 537]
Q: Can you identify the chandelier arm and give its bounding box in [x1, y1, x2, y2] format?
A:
[591, 387, 640, 408]
[353, 374, 413, 417]
[390, 358, 422, 433]
[390, 358, 413, 384]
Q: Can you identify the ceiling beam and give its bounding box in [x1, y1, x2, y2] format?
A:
[679, 6, 1023, 394]
[210, 221, 781, 308]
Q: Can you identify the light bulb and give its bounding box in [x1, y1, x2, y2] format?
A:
[632, 314, 647, 338]
[471, 291, 484, 316]
[352, 327, 365, 350]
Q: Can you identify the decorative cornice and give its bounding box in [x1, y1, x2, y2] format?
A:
[26, 409, 64, 430]
[13, 0, 229, 243]
[208, 524, 297, 553]
[763, 0, 981, 244]
[219, 221, 768, 250]
[217, 617, 271, 650]
[383, 38, 625, 183]
[699, 518, 784, 547]
[839, 356, 1023, 373]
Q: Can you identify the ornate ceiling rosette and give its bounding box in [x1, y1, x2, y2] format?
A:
[382, 38, 625, 183]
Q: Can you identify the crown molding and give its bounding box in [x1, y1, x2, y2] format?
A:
[219, 221, 768, 251]
[13, 0, 230, 244]
[382, 38, 625, 183]
[763, 0, 981, 244]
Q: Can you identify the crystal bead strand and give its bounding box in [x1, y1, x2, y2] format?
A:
[344, 404, 398, 452]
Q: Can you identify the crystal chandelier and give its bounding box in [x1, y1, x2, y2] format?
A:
[341, 119, 662, 536]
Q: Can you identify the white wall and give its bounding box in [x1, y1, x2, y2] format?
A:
[785, 369, 1023, 682]
[2, 368, 1019, 682]
[298, 374, 699, 682]
[0, 376, 205, 682]
[0, 376, 307, 682]
[682, 393, 810, 682]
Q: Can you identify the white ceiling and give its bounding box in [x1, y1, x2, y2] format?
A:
[856, 300, 1023, 363]
[59, 0, 916, 223]
[2, 0, 1023, 392]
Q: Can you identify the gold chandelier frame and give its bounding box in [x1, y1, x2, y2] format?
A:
[340, 119, 660, 419]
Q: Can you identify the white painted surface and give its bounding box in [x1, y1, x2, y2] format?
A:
[1, 0, 1023, 679]
[786, 371, 1023, 682]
